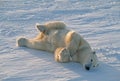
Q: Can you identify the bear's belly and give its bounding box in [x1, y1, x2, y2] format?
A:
[48, 30, 69, 49]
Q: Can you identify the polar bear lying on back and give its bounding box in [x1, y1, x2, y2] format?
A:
[17, 21, 99, 70]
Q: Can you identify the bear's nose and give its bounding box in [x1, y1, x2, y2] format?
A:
[85, 66, 90, 70]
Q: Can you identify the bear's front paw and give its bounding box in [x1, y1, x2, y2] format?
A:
[55, 48, 70, 63]
[17, 37, 27, 47]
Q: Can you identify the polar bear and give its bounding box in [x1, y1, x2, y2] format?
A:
[17, 21, 99, 70]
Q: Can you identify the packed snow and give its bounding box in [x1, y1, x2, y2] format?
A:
[0, 0, 120, 81]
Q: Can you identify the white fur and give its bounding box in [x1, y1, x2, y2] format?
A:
[17, 21, 99, 70]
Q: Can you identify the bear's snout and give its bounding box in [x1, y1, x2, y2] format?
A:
[85, 63, 92, 71]
[85, 65, 90, 70]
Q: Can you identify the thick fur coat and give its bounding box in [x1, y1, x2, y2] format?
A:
[17, 21, 99, 70]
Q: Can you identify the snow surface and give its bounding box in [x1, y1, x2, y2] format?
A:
[0, 0, 120, 81]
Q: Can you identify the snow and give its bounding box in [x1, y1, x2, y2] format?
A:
[0, 0, 120, 81]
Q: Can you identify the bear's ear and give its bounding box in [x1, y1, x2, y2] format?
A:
[36, 23, 46, 33]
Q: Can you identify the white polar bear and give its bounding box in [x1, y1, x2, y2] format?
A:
[17, 21, 99, 70]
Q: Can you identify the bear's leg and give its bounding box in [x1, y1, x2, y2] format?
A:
[65, 32, 80, 55]
[54, 47, 70, 63]
[17, 37, 53, 52]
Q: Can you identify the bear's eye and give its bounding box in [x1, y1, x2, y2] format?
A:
[91, 59, 93, 62]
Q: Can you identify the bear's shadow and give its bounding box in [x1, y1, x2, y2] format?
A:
[22, 47, 120, 81]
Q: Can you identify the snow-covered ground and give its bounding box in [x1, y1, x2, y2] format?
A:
[0, 0, 120, 81]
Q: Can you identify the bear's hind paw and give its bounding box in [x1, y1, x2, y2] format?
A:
[17, 37, 27, 47]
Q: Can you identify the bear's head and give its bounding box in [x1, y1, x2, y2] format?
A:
[84, 51, 99, 70]
[78, 50, 99, 70]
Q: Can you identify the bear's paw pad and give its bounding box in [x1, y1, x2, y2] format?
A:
[17, 37, 27, 47]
